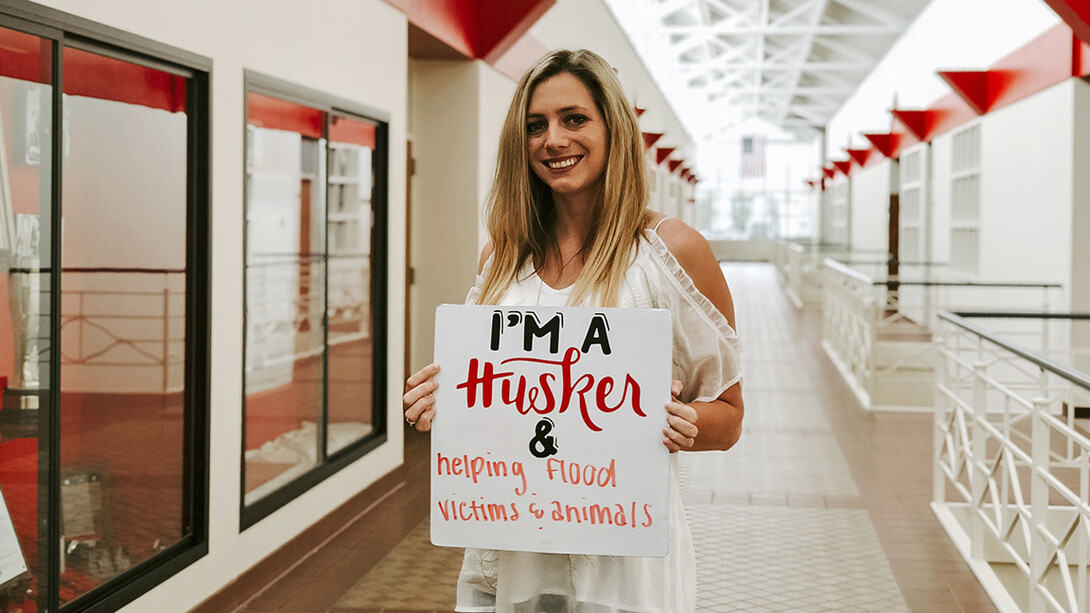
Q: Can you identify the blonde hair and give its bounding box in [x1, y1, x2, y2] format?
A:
[477, 49, 649, 307]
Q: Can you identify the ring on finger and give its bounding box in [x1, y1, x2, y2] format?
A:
[406, 418, 416, 427]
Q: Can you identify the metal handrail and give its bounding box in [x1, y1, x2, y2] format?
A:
[938, 310, 1090, 392]
[823, 258, 1062, 290]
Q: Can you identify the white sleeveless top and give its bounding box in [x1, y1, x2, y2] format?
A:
[456, 225, 742, 613]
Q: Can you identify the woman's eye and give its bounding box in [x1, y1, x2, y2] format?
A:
[526, 120, 546, 134]
[566, 115, 588, 126]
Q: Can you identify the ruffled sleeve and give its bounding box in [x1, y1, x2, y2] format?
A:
[464, 252, 495, 305]
[643, 229, 742, 403]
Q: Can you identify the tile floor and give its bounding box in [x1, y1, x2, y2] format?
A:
[236, 263, 1000, 612]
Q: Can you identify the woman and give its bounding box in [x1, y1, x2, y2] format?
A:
[403, 49, 744, 612]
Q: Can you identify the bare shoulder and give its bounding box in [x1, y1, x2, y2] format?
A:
[478, 241, 494, 275]
[653, 218, 713, 271]
[653, 218, 737, 329]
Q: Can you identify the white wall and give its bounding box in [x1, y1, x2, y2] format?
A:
[978, 81, 1073, 291]
[1073, 80, 1090, 313]
[409, 59, 513, 372]
[476, 66, 517, 251]
[848, 160, 892, 254]
[827, 0, 1060, 158]
[30, 1, 409, 611]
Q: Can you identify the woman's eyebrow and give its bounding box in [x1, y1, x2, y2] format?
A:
[527, 105, 590, 117]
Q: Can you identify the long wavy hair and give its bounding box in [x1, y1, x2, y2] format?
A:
[476, 49, 649, 307]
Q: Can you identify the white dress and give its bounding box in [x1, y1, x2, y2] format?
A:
[455, 225, 742, 613]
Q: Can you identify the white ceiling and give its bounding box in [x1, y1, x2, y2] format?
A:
[604, 0, 933, 141]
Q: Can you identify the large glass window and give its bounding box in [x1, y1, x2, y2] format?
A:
[0, 10, 210, 613]
[243, 75, 387, 523]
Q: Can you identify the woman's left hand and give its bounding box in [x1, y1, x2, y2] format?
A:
[663, 380, 698, 452]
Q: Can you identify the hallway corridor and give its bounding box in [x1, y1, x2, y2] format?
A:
[227, 263, 998, 613]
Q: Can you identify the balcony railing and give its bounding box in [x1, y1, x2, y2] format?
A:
[933, 311, 1090, 613]
[821, 259, 1062, 411]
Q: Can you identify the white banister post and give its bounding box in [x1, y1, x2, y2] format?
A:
[970, 361, 987, 562]
[1028, 396, 1052, 613]
[933, 322, 948, 505]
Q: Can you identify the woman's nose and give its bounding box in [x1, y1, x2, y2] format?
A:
[544, 122, 568, 149]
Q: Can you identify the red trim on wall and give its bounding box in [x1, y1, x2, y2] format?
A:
[679, 167, 691, 179]
[986, 24, 1080, 110]
[490, 34, 548, 82]
[926, 92, 977, 142]
[634, 107, 646, 117]
[822, 165, 836, 179]
[832, 159, 852, 176]
[668, 159, 683, 173]
[642, 132, 664, 149]
[1043, 0, 1090, 45]
[656, 147, 676, 165]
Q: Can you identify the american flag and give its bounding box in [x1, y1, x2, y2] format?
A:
[740, 135, 766, 177]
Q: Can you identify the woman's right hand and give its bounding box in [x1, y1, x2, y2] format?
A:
[403, 363, 440, 432]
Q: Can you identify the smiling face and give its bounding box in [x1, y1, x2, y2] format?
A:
[526, 72, 609, 203]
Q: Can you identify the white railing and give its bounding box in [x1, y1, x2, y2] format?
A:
[821, 259, 1063, 411]
[933, 312, 1090, 613]
[781, 241, 875, 309]
[58, 268, 187, 394]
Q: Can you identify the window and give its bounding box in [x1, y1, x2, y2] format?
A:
[899, 147, 925, 262]
[950, 124, 981, 277]
[825, 181, 850, 246]
[0, 7, 210, 612]
[243, 73, 387, 526]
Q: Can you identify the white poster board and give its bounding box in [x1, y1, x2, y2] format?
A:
[0, 486, 29, 588]
[431, 305, 672, 557]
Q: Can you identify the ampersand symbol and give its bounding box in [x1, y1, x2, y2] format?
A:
[529, 418, 558, 458]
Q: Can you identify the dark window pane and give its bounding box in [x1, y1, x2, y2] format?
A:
[244, 95, 327, 504]
[59, 45, 187, 604]
[326, 115, 375, 454]
[0, 24, 53, 611]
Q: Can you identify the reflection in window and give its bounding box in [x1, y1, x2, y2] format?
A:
[57, 46, 189, 605]
[327, 115, 376, 455]
[244, 94, 326, 504]
[0, 24, 53, 611]
[244, 89, 383, 511]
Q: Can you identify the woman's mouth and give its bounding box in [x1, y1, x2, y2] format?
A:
[546, 156, 582, 170]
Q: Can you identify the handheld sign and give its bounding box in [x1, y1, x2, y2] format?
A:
[431, 305, 672, 557]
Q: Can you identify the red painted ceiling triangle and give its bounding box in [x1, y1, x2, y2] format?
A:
[862, 132, 897, 158]
[655, 147, 676, 165]
[937, 70, 994, 114]
[846, 148, 871, 166]
[890, 109, 933, 141]
[832, 159, 852, 176]
[642, 132, 664, 149]
[634, 106, 647, 117]
[668, 159, 684, 173]
[822, 165, 836, 179]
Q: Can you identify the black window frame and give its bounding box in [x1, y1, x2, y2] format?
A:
[241, 70, 389, 529]
[0, 1, 212, 612]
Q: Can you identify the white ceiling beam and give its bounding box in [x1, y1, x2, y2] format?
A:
[707, 60, 872, 70]
[830, 0, 907, 28]
[657, 24, 901, 35]
[655, 0, 699, 20]
[769, 0, 823, 28]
